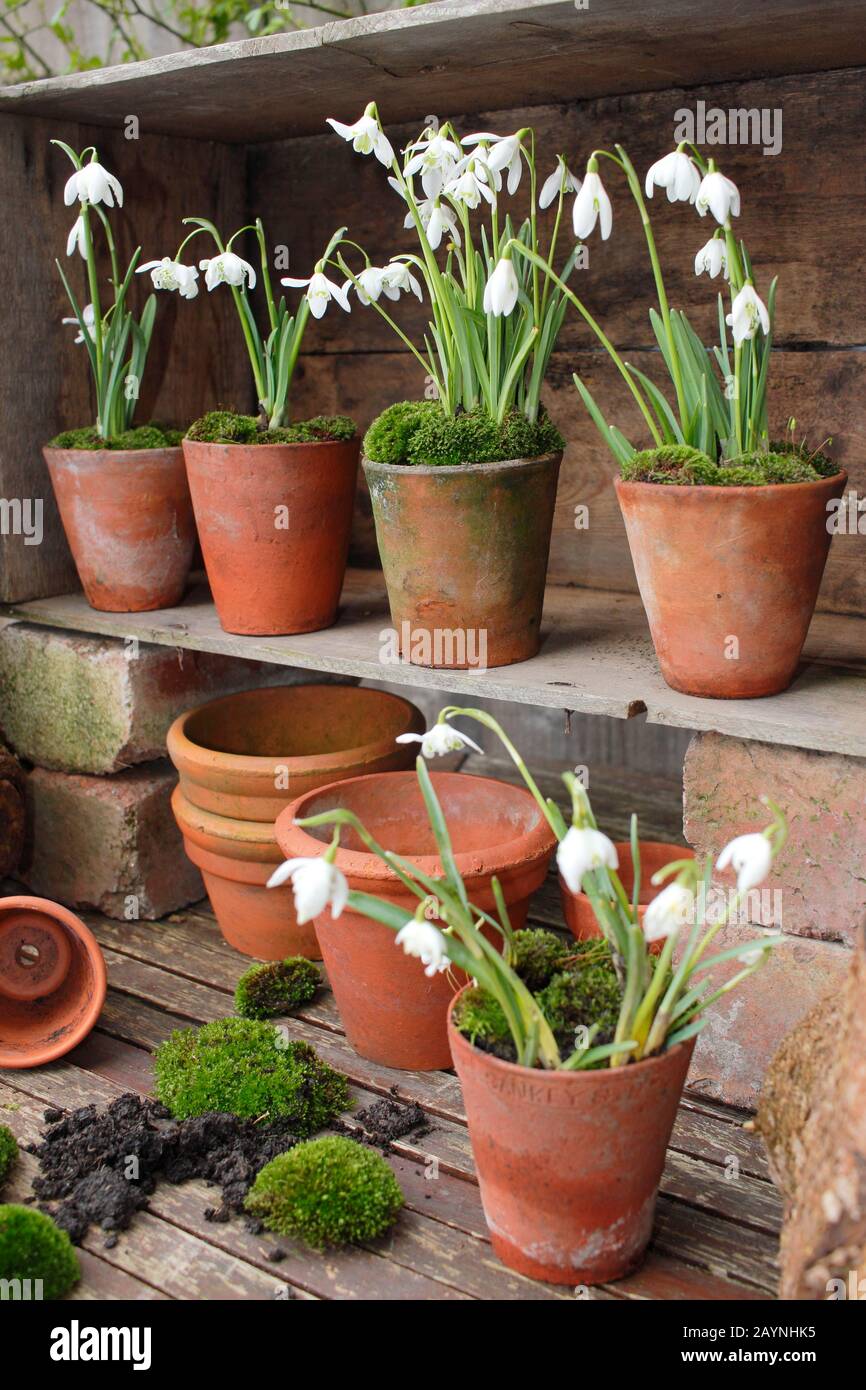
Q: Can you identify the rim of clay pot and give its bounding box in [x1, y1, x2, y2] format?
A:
[171, 786, 278, 858]
[183, 435, 360, 456]
[276, 769, 556, 885]
[615, 471, 848, 499]
[363, 450, 562, 478]
[43, 445, 184, 466]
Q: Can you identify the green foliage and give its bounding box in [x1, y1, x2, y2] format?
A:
[538, 959, 623, 1048]
[48, 425, 182, 451]
[622, 442, 828, 487]
[452, 986, 511, 1050]
[234, 958, 321, 1020]
[363, 401, 563, 467]
[186, 411, 356, 445]
[362, 400, 441, 464]
[245, 1136, 403, 1247]
[0, 1127, 18, 1188]
[770, 439, 838, 479]
[153, 1018, 348, 1131]
[0, 1206, 80, 1300]
[621, 444, 718, 485]
[510, 928, 571, 993]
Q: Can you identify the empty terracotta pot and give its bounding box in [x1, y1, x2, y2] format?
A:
[167, 684, 424, 822]
[364, 451, 562, 669]
[43, 446, 195, 612]
[560, 840, 695, 950]
[615, 473, 847, 698]
[0, 895, 107, 1068]
[276, 771, 557, 1070]
[182, 436, 360, 635]
[450, 995, 695, 1285]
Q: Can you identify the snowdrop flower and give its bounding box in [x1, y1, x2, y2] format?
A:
[327, 108, 394, 166]
[539, 162, 580, 210]
[409, 199, 461, 251]
[381, 260, 423, 301]
[725, 284, 770, 345]
[573, 169, 612, 240]
[62, 302, 95, 345]
[395, 919, 451, 977]
[483, 256, 519, 317]
[644, 882, 694, 943]
[137, 257, 199, 298]
[396, 723, 483, 759]
[716, 832, 773, 893]
[696, 170, 740, 223]
[556, 826, 619, 894]
[404, 132, 461, 198]
[445, 161, 495, 210]
[645, 149, 700, 204]
[694, 237, 728, 280]
[200, 251, 256, 292]
[266, 856, 349, 925]
[738, 946, 766, 967]
[343, 265, 389, 306]
[64, 160, 123, 208]
[66, 215, 87, 259]
[463, 131, 523, 195]
[282, 269, 351, 318]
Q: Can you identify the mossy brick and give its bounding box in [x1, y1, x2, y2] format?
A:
[20, 761, 202, 919]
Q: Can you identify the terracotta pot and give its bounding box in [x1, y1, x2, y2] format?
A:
[43, 446, 195, 612]
[449, 994, 696, 1285]
[560, 840, 695, 950]
[182, 436, 360, 635]
[276, 771, 557, 1070]
[171, 786, 316, 959]
[167, 684, 424, 822]
[0, 895, 107, 1068]
[615, 473, 848, 698]
[363, 452, 562, 669]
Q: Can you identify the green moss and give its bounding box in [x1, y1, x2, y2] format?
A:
[0, 1126, 18, 1189]
[510, 928, 571, 992]
[234, 958, 321, 1020]
[623, 440, 837, 487]
[621, 444, 719, 485]
[538, 960, 623, 1049]
[721, 450, 820, 484]
[363, 401, 564, 467]
[451, 986, 510, 1051]
[245, 1136, 403, 1247]
[185, 411, 357, 445]
[48, 424, 183, 450]
[153, 1018, 348, 1132]
[770, 439, 838, 478]
[0, 1205, 80, 1300]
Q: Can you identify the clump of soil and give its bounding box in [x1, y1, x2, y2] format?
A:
[354, 1095, 429, 1148]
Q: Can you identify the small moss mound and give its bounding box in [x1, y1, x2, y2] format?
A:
[185, 410, 357, 445]
[0, 1126, 18, 1189]
[234, 958, 321, 1020]
[538, 963, 623, 1050]
[245, 1136, 403, 1247]
[363, 400, 564, 467]
[452, 986, 511, 1055]
[621, 444, 719, 485]
[511, 928, 572, 992]
[770, 439, 837, 479]
[153, 1018, 348, 1132]
[0, 1205, 80, 1300]
[49, 424, 183, 450]
[623, 440, 837, 487]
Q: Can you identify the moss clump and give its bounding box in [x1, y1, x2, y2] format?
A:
[511, 928, 571, 992]
[720, 450, 821, 484]
[621, 444, 719, 485]
[153, 1018, 348, 1132]
[538, 960, 623, 1050]
[234, 958, 321, 1020]
[0, 1205, 80, 1300]
[245, 1136, 403, 1248]
[185, 410, 357, 445]
[0, 1127, 18, 1189]
[623, 440, 837, 487]
[48, 424, 183, 450]
[770, 439, 837, 479]
[363, 401, 564, 467]
[452, 986, 511, 1056]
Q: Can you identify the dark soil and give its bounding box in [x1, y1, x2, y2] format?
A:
[352, 1092, 431, 1148]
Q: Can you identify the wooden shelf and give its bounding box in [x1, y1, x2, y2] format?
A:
[8, 571, 866, 757]
[2, 0, 865, 143]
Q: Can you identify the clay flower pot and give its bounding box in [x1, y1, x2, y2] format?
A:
[449, 993, 696, 1285]
[182, 436, 360, 635]
[44, 445, 195, 612]
[363, 452, 562, 669]
[0, 895, 107, 1068]
[615, 473, 848, 698]
[276, 770, 556, 1070]
[560, 840, 695, 951]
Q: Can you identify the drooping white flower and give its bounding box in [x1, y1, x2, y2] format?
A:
[539, 162, 580, 210]
[281, 270, 351, 318]
[395, 919, 451, 977]
[556, 825, 619, 894]
[62, 302, 96, 345]
[344, 265, 391, 306]
[381, 260, 423, 301]
[200, 251, 256, 292]
[412, 200, 461, 250]
[404, 132, 461, 198]
[644, 882, 694, 943]
[483, 256, 519, 317]
[463, 131, 523, 195]
[327, 111, 394, 167]
[716, 832, 773, 893]
[266, 855, 349, 925]
[396, 724, 483, 759]
[66, 215, 87, 259]
[573, 170, 612, 240]
[137, 257, 200, 299]
[64, 160, 123, 208]
[694, 237, 728, 280]
[696, 170, 741, 223]
[444, 160, 495, 210]
[645, 150, 700, 204]
[725, 284, 770, 346]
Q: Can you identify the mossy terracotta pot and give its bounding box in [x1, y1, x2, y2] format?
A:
[43, 446, 195, 612]
[560, 840, 695, 952]
[182, 437, 360, 635]
[0, 895, 107, 1068]
[363, 452, 562, 669]
[615, 473, 847, 699]
[449, 993, 696, 1285]
[167, 684, 424, 822]
[276, 771, 556, 1070]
